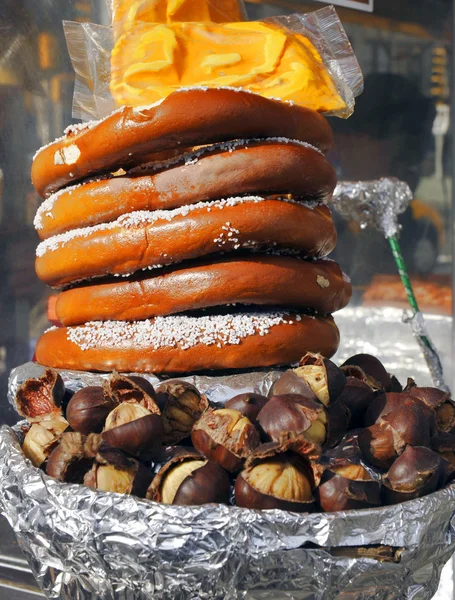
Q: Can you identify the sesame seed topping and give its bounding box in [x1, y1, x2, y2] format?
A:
[66, 312, 296, 351]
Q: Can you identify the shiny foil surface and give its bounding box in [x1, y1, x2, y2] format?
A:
[332, 178, 412, 238]
[3, 357, 455, 599]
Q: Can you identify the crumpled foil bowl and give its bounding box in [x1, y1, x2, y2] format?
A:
[2, 362, 455, 599]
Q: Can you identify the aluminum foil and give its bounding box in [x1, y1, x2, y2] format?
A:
[2, 359, 455, 599]
[332, 178, 412, 238]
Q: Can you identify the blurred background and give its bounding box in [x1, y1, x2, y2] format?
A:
[0, 0, 452, 415]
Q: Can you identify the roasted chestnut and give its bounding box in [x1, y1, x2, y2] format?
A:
[46, 432, 97, 482]
[225, 393, 269, 425]
[102, 402, 164, 457]
[66, 386, 116, 434]
[235, 442, 317, 512]
[257, 394, 327, 445]
[317, 462, 381, 512]
[432, 432, 455, 467]
[22, 417, 69, 467]
[336, 377, 375, 429]
[84, 446, 152, 497]
[382, 446, 443, 505]
[270, 370, 318, 401]
[157, 381, 209, 445]
[148, 450, 231, 506]
[342, 354, 392, 391]
[358, 422, 398, 469]
[191, 408, 260, 472]
[15, 369, 65, 421]
[408, 387, 455, 433]
[104, 373, 159, 412]
[293, 353, 346, 406]
[364, 393, 436, 436]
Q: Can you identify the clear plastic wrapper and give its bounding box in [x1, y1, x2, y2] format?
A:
[65, 6, 363, 121]
[2, 360, 455, 599]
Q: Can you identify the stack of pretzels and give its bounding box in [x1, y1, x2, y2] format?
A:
[32, 88, 351, 374]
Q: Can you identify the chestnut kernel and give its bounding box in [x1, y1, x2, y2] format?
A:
[235, 454, 314, 512]
[84, 450, 152, 498]
[102, 402, 164, 457]
[22, 417, 69, 467]
[66, 386, 115, 434]
[46, 432, 96, 482]
[225, 393, 269, 425]
[342, 354, 392, 392]
[192, 408, 260, 472]
[257, 394, 327, 445]
[317, 462, 381, 512]
[294, 353, 346, 406]
[382, 446, 443, 505]
[15, 369, 65, 421]
[157, 381, 209, 445]
[149, 454, 231, 506]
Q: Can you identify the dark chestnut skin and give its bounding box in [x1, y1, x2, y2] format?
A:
[337, 377, 375, 429]
[270, 370, 318, 401]
[382, 446, 443, 505]
[432, 432, 455, 467]
[46, 432, 95, 483]
[102, 414, 164, 457]
[342, 354, 392, 392]
[150, 459, 231, 506]
[408, 387, 455, 433]
[358, 423, 397, 470]
[317, 464, 381, 512]
[225, 393, 269, 425]
[364, 394, 437, 436]
[15, 368, 65, 421]
[66, 386, 115, 434]
[257, 394, 327, 446]
[104, 373, 159, 413]
[326, 400, 350, 449]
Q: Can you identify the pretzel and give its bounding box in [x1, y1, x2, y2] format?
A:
[55, 255, 351, 326]
[35, 140, 336, 240]
[31, 88, 333, 197]
[35, 199, 337, 287]
[35, 313, 340, 373]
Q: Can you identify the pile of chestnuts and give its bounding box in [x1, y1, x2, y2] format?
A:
[15, 352, 455, 513]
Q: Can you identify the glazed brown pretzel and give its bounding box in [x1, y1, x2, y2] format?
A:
[35, 200, 337, 287]
[36, 313, 340, 373]
[31, 88, 333, 197]
[35, 141, 336, 240]
[55, 255, 351, 326]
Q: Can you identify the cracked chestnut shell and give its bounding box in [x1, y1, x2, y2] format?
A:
[104, 373, 159, 412]
[294, 353, 346, 406]
[84, 446, 152, 497]
[235, 442, 317, 512]
[46, 432, 98, 482]
[364, 393, 437, 436]
[359, 400, 433, 469]
[225, 393, 269, 425]
[191, 408, 260, 472]
[408, 387, 455, 433]
[102, 402, 164, 457]
[66, 386, 116, 434]
[382, 446, 443, 505]
[257, 394, 327, 446]
[15, 369, 65, 422]
[270, 370, 318, 401]
[342, 354, 392, 392]
[22, 417, 69, 467]
[148, 449, 231, 506]
[157, 381, 209, 445]
[317, 463, 381, 512]
[336, 377, 375, 429]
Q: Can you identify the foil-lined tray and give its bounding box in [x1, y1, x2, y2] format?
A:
[2, 355, 455, 599]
